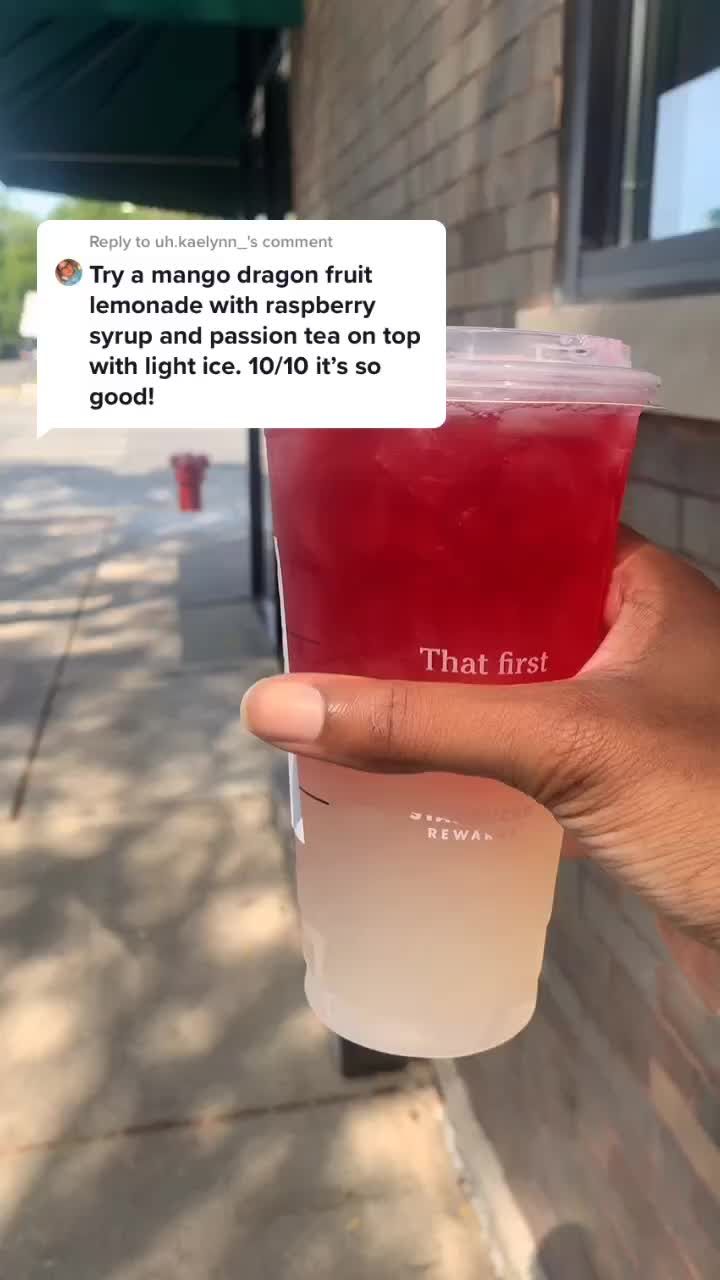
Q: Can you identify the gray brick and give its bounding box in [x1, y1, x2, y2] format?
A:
[483, 46, 512, 115]
[415, 16, 443, 76]
[447, 268, 467, 309]
[464, 264, 487, 306]
[521, 81, 561, 143]
[446, 134, 469, 183]
[406, 162, 422, 204]
[506, 250, 537, 300]
[460, 210, 506, 264]
[477, 253, 534, 304]
[506, 191, 557, 250]
[400, 38, 420, 86]
[394, 0, 424, 45]
[370, 44, 392, 83]
[389, 134, 410, 176]
[528, 0, 566, 21]
[622, 482, 681, 548]
[408, 119, 430, 164]
[529, 246, 555, 299]
[461, 265, 483, 308]
[425, 148, 443, 193]
[406, 76, 427, 124]
[447, 227, 462, 269]
[394, 171, 412, 214]
[681, 495, 720, 567]
[462, 14, 493, 77]
[493, 0, 529, 48]
[522, 132, 559, 196]
[439, 0, 477, 46]
[455, 126, 485, 174]
[418, 191, 437, 221]
[633, 415, 720, 499]
[489, 97, 524, 156]
[445, 88, 464, 141]
[459, 76, 483, 130]
[426, 45, 463, 106]
[532, 8, 563, 82]
[461, 168, 486, 217]
[474, 259, 502, 302]
[462, 303, 516, 327]
[419, 156, 434, 199]
[428, 101, 447, 149]
[482, 153, 521, 208]
[484, 34, 532, 113]
[394, 91, 413, 135]
[442, 178, 470, 225]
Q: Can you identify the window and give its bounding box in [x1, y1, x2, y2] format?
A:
[563, 0, 720, 299]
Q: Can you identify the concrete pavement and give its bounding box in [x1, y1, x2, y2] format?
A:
[0, 405, 493, 1279]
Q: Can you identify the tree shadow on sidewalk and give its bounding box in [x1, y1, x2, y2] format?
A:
[0, 460, 249, 519]
[0, 489, 471, 1279]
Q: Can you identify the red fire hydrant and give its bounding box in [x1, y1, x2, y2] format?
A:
[170, 453, 209, 512]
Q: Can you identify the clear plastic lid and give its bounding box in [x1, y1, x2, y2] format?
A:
[447, 327, 660, 406]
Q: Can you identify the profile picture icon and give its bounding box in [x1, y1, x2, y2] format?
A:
[55, 258, 82, 286]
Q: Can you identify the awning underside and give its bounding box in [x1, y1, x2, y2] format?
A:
[0, 3, 300, 213]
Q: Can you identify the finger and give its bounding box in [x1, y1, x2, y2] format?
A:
[241, 672, 609, 807]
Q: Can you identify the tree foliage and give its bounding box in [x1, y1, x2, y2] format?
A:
[0, 196, 197, 344]
[0, 199, 37, 347]
[52, 198, 197, 221]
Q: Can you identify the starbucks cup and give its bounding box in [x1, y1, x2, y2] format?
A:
[265, 327, 659, 1058]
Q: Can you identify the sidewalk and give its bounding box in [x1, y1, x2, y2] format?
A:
[0, 457, 493, 1278]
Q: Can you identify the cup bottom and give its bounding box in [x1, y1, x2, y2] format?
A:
[304, 972, 538, 1059]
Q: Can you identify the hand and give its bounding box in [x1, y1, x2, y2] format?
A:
[242, 532, 720, 949]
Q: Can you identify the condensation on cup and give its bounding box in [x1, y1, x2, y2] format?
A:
[265, 327, 660, 1059]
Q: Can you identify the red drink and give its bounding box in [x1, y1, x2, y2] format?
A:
[268, 404, 638, 686]
[266, 329, 659, 1058]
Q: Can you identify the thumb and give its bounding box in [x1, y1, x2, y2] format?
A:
[241, 671, 608, 810]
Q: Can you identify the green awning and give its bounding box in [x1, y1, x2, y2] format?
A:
[18, 2, 302, 24]
[0, 1, 301, 215]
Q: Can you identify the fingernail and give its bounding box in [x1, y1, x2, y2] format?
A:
[241, 679, 326, 744]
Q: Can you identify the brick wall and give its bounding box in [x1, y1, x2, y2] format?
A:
[292, 0, 564, 324]
[451, 421, 720, 1271]
[454, 421, 720, 1279]
[625, 412, 720, 588]
[291, 5, 720, 1278]
[458, 858, 720, 1280]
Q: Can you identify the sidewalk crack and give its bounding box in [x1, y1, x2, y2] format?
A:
[1, 1082, 433, 1158]
[9, 518, 113, 820]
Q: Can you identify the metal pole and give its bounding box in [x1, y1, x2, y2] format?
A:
[560, 0, 593, 299]
[248, 428, 265, 600]
[619, 0, 650, 246]
[238, 28, 267, 607]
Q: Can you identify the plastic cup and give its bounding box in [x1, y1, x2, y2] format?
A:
[265, 327, 659, 1058]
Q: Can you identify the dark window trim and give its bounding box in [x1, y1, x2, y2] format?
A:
[578, 227, 720, 300]
[561, 0, 720, 302]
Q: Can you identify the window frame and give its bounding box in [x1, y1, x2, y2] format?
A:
[562, 0, 720, 301]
